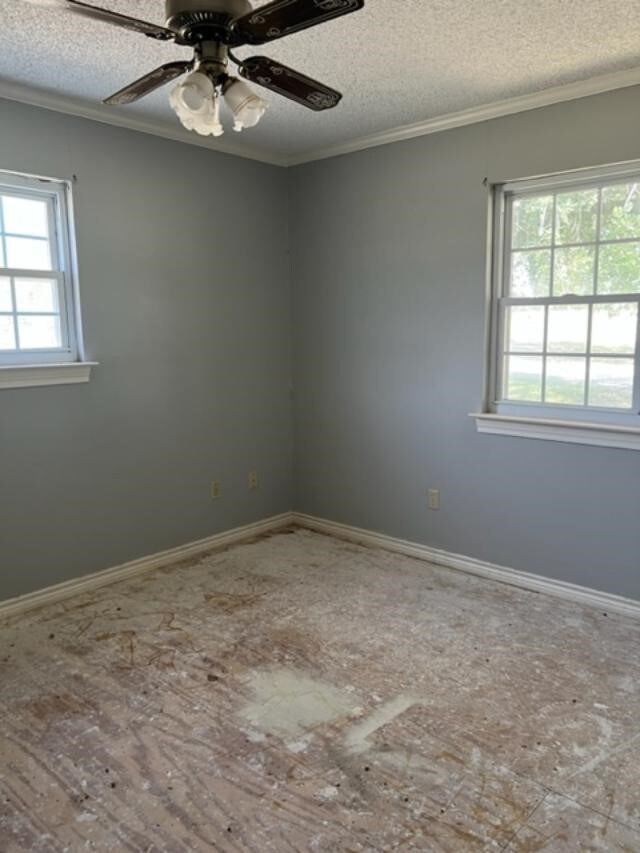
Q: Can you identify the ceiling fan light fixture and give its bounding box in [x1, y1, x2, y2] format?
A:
[223, 77, 268, 132]
[169, 70, 224, 136]
[175, 70, 213, 113]
[26, 0, 363, 135]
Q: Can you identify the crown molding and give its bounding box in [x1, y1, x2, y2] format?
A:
[0, 80, 287, 167]
[287, 65, 640, 166]
[3, 65, 640, 169]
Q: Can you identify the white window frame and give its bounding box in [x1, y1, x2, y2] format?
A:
[474, 161, 640, 450]
[0, 170, 95, 389]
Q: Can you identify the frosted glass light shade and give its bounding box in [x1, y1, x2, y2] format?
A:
[223, 78, 268, 132]
[169, 72, 224, 137]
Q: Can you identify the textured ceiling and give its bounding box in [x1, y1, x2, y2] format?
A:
[2, 0, 640, 161]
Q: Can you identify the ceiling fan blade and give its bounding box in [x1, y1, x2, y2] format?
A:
[233, 0, 364, 45]
[239, 56, 341, 111]
[104, 62, 192, 106]
[25, 0, 175, 41]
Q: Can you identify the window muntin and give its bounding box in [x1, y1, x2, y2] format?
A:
[493, 169, 640, 423]
[0, 173, 80, 365]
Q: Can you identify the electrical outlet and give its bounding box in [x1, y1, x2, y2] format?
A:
[248, 470, 259, 491]
[428, 489, 440, 510]
[211, 480, 222, 500]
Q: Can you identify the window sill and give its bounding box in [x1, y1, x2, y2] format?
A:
[471, 413, 640, 451]
[0, 362, 98, 390]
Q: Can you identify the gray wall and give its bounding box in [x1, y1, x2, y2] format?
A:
[0, 99, 293, 600]
[3, 86, 640, 604]
[290, 86, 640, 601]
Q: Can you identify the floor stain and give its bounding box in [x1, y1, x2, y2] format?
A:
[239, 667, 361, 737]
[1, 528, 639, 851]
[22, 692, 95, 722]
[204, 591, 265, 611]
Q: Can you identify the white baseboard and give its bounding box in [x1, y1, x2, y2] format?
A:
[293, 512, 640, 620]
[4, 510, 637, 622]
[0, 512, 294, 619]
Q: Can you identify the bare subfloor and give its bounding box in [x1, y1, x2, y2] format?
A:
[1, 529, 639, 852]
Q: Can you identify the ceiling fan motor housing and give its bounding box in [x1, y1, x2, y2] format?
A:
[165, 0, 253, 44]
[27, 0, 358, 116]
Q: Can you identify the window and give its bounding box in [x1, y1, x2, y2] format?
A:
[487, 164, 640, 437]
[0, 171, 83, 368]
[0, 170, 91, 389]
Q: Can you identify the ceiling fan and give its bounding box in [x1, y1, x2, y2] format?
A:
[27, 0, 365, 137]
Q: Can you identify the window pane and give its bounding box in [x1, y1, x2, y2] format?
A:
[1, 195, 49, 238]
[598, 242, 640, 295]
[588, 358, 634, 408]
[0, 315, 16, 350]
[553, 246, 595, 296]
[600, 183, 640, 240]
[506, 306, 544, 353]
[555, 189, 598, 244]
[504, 355, 543, 401]
[510, 250, 551, 297]
[5, 236, 52, 271]
[512, 195, 553, 248]
[17, 315, 61, 349]
[591, 303, 638, 354]
[547, 305, 589, 353]
[0, 277, 12, 312]
[545, 357, 586, 405]
[14, 278, 59, 313]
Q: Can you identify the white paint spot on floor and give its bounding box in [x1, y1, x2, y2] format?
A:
[318, 785, 339, 800]
[287, 736, 312, 753]
[246, 729, 267, 744]
[470, 747, 484, 768]
[239, 668, 359, 738]
[344, 695, 418, 754]
[76, 813, 97, 823]
[375, 748, 446, 781]
[593, 714, 614, 742]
